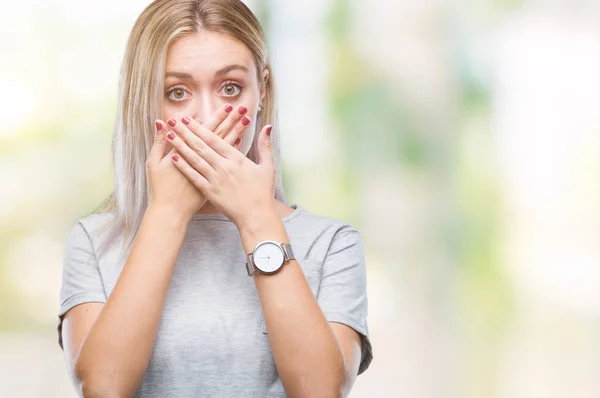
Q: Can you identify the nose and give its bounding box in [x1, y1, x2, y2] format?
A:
[192, 93, 219, 125]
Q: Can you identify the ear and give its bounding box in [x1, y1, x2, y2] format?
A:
[259, 68, 270, 104]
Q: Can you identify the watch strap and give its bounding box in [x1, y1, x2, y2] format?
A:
[282, 242, 295, 262]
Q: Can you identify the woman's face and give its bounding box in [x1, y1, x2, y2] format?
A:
[161, 30, 267, 156]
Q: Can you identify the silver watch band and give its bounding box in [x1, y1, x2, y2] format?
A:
[245, 242, 295, 277]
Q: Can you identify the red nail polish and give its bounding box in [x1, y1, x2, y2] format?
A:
[167, 132, 175, 140]
[155, 121, 162, 131]
[235, 138, 241, 146]
[266, 125, 272, 136]
[181, 116, 190, 125]
[238, 106, 247, 115]
[225, 104, 233, 113]
[168, 118, 176, 127]
[241, 116, 250, 126]
[172, 154, 180, 162]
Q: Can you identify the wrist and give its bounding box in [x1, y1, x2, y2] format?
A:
[234, 199, 276, 229]
[237, 211, 286, 252]
[236, 208, 278, 234]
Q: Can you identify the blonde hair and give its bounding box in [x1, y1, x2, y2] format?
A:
[94, 0, 286, 259]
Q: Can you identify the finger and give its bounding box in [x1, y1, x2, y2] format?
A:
[181, 115, 244, 162]
[148, 120, 169, 163]
[233, 138, 242, 150]
[165, 129, 217, 181]
[202, 103, 234, 133]
[257, 124, 274, 169]
[224, 114, 251, 147]
[171, 152, 211, 194]
[214, 105, 247, 139]
[167, 117, 221, 168]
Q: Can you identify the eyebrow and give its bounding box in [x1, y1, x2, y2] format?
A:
[165, 64, 249, 80]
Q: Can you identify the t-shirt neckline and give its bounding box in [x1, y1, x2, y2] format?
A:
[189, 203, 304, 224]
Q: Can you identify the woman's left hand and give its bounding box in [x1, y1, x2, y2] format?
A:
[162, 114, 276, 228]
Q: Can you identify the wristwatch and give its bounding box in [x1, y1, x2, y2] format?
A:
[245, 240, 295, 276]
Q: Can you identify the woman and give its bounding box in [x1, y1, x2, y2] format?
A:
[57, 0, 373, 396]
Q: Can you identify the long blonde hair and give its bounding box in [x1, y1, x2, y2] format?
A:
[94, 0, 286, 259]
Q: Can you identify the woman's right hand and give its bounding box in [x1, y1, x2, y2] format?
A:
[146, 103, 250, 220]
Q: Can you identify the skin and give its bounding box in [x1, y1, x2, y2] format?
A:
[61, 30, 362, 397]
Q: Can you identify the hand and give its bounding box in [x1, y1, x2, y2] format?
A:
[146, 104, 249, 220]
[164, 105, 276, 228]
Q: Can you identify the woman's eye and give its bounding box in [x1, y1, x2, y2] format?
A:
[167, 87, 190, 101]
[220, 83, 242, 97]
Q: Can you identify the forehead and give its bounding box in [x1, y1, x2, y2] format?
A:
[166, 30, 255, 76]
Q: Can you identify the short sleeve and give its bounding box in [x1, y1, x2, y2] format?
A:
[57, 221, 107, 350]
[317, 224, 373, 375]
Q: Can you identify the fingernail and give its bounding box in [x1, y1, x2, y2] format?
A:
[238, 105, 247, 115]
[167, 132, 175, 140]
[155, 121, 162, 131]
[181, 116, 191, 125]
[241, 116, 250, 126]
[266, 125, 272, 136]
[235, 138, 241, 146]
[172, 154, 180, 162]
[225, 104, 233, 113]
[168, 118, 177, 127]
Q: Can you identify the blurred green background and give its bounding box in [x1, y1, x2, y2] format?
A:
[2, 0, 600, 397]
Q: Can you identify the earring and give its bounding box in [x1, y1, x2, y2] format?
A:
[258, 104, 264, 113]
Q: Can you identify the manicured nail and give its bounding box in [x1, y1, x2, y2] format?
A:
[241, 116, 250, 126]
[181, 116, 191, 125]
[155, 121, 162, 131]
[238, 105, 247, 115]
[225, 104, 233, 113]
[167, 118, 177, 127]
[166, 132, 175, 140]
[172, 154, 180, 162]
[235, 138, 241, 146]
[266, 125, 272, 136]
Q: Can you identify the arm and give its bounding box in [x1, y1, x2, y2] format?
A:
[63, 206, 190, 397]
[238, 212, 363, 398]
[161, 110, 367, 395]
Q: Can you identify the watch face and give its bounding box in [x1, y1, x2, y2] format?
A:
[253, 241, 284, 273]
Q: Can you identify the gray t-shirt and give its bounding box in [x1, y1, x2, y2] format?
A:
[57, 203, 373, 397]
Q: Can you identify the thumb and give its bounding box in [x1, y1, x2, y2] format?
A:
[257, 125, 274, 169]
[149, 120, 169, 163]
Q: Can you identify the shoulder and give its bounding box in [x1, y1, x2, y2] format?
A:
[75, 211, 116, 236]
[77, 211, 116, 229]
[291, 203, 359, 235]
[66, 211, 118, 251]
[288, 204, 363, 261]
